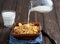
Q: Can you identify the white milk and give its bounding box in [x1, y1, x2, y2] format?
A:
[2, 11, 16, 27]
[27, 6, 53, 24]
[30, 6, 53, 13]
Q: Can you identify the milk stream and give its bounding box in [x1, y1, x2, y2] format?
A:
[27, 6, 53, 24]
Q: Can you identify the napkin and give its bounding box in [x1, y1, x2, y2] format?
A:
[9, 32, 42, 44]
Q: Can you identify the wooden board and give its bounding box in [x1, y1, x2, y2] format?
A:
[0, 0, 6, 43]
[0, 0, 60, 44]
[0, 0, 5, 27]
[43, 4, 60, 44]
[0, 0, 17, 44]
[53, 0, 60, 44]
[15, 0, 29, 22]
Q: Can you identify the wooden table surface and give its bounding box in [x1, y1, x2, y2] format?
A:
[0, 0, 60, 44]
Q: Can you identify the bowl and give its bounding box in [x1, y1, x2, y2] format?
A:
[11, 22, 41, 40]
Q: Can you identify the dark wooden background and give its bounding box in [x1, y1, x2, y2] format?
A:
[0, 0, 60, 44]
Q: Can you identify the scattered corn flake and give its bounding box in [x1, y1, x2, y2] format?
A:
[18, 23, 22, 26]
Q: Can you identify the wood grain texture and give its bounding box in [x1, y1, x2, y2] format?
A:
[43, 5, 60, 44]
[0, 0, 60, 44]
[0, 0, 5, 27]
[0, 0, 17, 44]
[15, 0, 29, 22]
[2, 0, 17, 10]
[53, 0, 60, 44]
[0, 0, 6, 43]
[53, 0, 60, 29]
[0, 27, 11, 44]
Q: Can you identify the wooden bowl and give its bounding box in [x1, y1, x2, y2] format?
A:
[11, 22, 41, 40]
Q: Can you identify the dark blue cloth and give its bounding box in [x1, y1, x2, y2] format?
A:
[9, 32, 42, 44]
